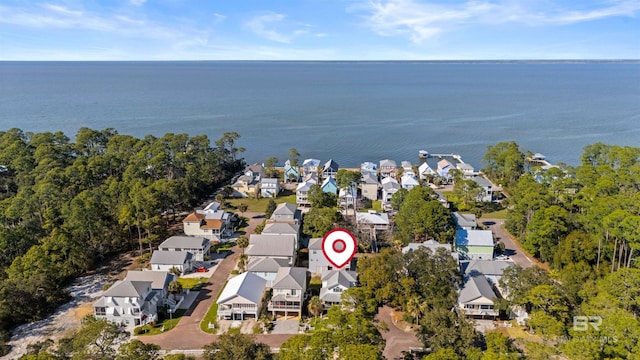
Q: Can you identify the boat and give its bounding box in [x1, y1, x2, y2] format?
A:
[418, 150, 430, 159]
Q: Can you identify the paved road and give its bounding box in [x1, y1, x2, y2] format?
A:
[482, 218, 542, 269]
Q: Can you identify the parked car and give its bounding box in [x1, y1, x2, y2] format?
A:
[495, 254, 510, 260]
[196, 266, 207, 273]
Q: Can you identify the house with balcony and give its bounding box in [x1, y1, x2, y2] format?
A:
[457, 163, 476, 178]
[437, 159, 455, 180]
[381, 176, 401, 205]
[319, 269, 358, 309]
[308, 238, 355, 274]
[93, 279, 159, 328]
[458, 275, 499, 318]
[283, 160, 301, 182]
[418, 162, 436, 180]
[379, 159, 397, 178]
[247, 257, 291, 286]
[260, 178, 280, 198]
[217, 272, 267, 320]
[471, 176, 494, 202]
[400, 173, 419, 190]
[158, 236, 210, 262]
[339, 186, 357, 208]
[361, 162, 377, 176]
[268, 267, 307, 319]
[244, 163, 264, 180]
[231, 175, 260, 198]
[322, 159, 339, 178]
[302, 159, 321, 177]
[356, 211, 390, 231]
[183, 203, 232, 241]
[321, 176, 338, 195]
[123, 270, 176, 308]
[296, 181, 313, 207]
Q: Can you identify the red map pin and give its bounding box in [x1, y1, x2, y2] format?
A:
[322, 228, 357, 269]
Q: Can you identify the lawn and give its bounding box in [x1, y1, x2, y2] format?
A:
[225, 193, 296, 213]
[137, 309, 186, 335]
[177, 277, 207, 290]
[200, 279, 230, 334]
[483, 208, 509, 219]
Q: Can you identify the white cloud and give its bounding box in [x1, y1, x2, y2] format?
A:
[129, 0, 147, 6]
[245, 12, 308, 43]
[355, 0, 640, 43]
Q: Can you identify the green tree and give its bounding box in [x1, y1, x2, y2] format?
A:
[264, 157, 278, 178]
[168, 280, 183, 300]
[237, 202, 248, 216]
[288, 148, 300, 167]
[237, 235, 249, 258]
[303, 208, 341, 237]
[115, 339, 161, 360]
[482, 141, 525, 186]
[308, 184, 337, 208]
[308, 295, 324, 318]
[264, 199, 277, 219]
[203, 333, 272, 360]
[71, 318, 130, 360]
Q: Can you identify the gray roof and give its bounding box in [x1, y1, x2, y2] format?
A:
[150, 250, 192, 265]
[159, 236, 209, 250]
[308, 237, 322, 250]
[471, 176, 493, 188]
[272, 267, 307, 290]
[323, 159, 339, 172]
[320, 270, 357, 303]
[246, 235, 296, 258]
[272, 202, 297, 216]
[362, 173, 378, 184]
[459, 275, 497, 304]
[402, 240, 452, 254]
[381, 177, 401, 190]
[461, 260, 513, 277]
[217, 272, 266, 305]
[245, 163, 264, 173]
[457, 163, 475, 171]
[125, 270, 175, 290]
[262, 222, 299, 235]
[261, 178, 279, 184]
[103, 280, 152, 298]
[248, 257, 290, 273]
[356, 211, 389, 226]
[456, 230, 494, 247]
[452, 212, 477, 229]
[380, 159, 397, 168]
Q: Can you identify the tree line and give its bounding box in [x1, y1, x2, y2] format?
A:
[0, 128, 244, 354]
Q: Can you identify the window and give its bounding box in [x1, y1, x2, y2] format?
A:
[291, 289, 296, 295]
[95, 307, 106, 316]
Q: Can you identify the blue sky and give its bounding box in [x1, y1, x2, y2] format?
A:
[1, 0, 638, 60]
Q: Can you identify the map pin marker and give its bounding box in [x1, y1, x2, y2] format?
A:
[322, 228, 357, 269]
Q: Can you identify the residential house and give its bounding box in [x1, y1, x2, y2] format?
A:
[244, 163, 264, 180]
[158, 236, 210, 262]
[246, 234, 296, 265]
[260, 178, 280, 198]
[400, 173, 419, 190]
[458, 275, 499, 318]
[93, 279, 159, 328]
[379, 159, 397, 178]
[262, 222, 300, 247]
[283, 160, 301, 182]
[321, 176, 338, 195]
[437, 159, 455, 179]
[269, 202, 300, 223]
[231, 175, 259, 198]
[217, 272, 267, 320]
[461, 259, 513, 286]
[471, 176, 494, 202]
[303, 172, 318, 184]
[356, 211, 390, 231]
[322, 159, 339, 178]
[360, 162, 377, 176]
[296, 181, 313, 207]
[308, 238, 355, 274]
[183, 202, 232, 241]
[247, 257, 291, 286]
[150, 251, 193, 273]
[339, 186, 357, 208]
[319, 269, 358, 309]
[302, 159, 321, 176]
[360, 173, 379, 201]
[402, 239, 452, 254]
[381, 176, 401, 204]
[456, 163, 475, 178]
[418, 162, 436, 180]
[452, 212, 477, 230]
[400, 161, 413, 173]
[124, 270, 176, 308]
[456, 229, 494, 260]
[268, 267, 307, 318]
[434, 190, 450, 208]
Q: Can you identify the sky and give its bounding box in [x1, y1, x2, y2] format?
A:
[0, 0, 638, 60]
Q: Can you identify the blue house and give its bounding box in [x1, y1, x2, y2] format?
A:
[283, 160, 300, 182]
[321, 177, 338, 195]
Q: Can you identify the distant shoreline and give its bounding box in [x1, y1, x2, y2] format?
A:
[2, 59, 640, 64]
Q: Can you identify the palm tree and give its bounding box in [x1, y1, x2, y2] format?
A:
[237, 202, 248, 217]
[406, 295, 423, 324]
[308, 296, 324, 318]
[237, 235, 249, 258]
[167, 280, 183, 300]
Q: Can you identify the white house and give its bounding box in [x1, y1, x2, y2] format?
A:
[158, 236, 210, 262]
[150, 251, 193, 273]
[262, 222, 300, 247]
[319, 269, 358, 309]
[217, 272, 267, 320]
[400, 173, 419, 190]
[247, 257, 291, 286]
[296, 181, 313, 207]
[339, 186, 357, 208]
[381, 176, 401, 204]
[268, 267, 307, 318]
[361, 162, 377, 175]
[418, 162, 436, 180]
[260, 178, 280, 198]
[456, 229, 494, 260]
[461, 259, 513, 287]
[93, 280, 159, 328]
[244, 163, 264, 180]
[471, 176, 494, 202]
[308, 238, 355, 274]
[458, 275, 499, 318]
[437, 159, 454, 179]
[124, 270, 176, 308]
[402, 240, 452, 254]
[379, 159, 397, 178]
[302, 159, 321, 176]
[356, 211, 390, 231]
[246, 234, 297, 265]
[269, 202, 299, 223]
[457, 163, 475, 177]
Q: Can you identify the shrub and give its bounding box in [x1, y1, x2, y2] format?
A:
[134, 326, 149, 335]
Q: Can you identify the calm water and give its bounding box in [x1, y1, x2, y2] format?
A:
[1, 61, 639, 168]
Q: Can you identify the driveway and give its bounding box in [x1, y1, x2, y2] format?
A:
[375, 306, 423, 360]
[482, 218, 546, 270]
